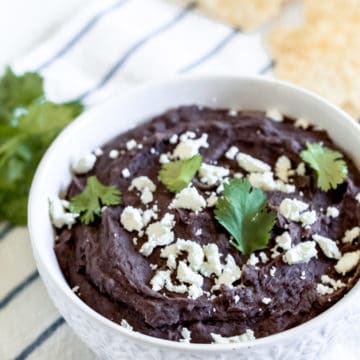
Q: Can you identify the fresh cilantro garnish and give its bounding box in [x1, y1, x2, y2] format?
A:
[214, 178, 276, 255]
[300, 142, 348, 191]
[159, 154, 202, 192]
[69, 176, 121, 225]
[0, 67, 43, 124]
[0, 67, 83, 225]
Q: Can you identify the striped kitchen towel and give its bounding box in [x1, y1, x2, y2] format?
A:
[0, 0, 359, 359]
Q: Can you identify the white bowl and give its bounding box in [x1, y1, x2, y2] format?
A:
[28, 75, 360, 360]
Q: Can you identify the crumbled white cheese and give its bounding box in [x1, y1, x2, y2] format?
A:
[198, 163, 229, 185]
[109, 149, 119, 159]
[316, 283, 334, 296]
[49, 197, 79, 229]
[150, 148, 156, 154]
[176, 262, 204, 299]
[71, 285, 80, 293]
[279, 198, 316, 226]
[313, 234, 341, 259]
[211, 329, 255, 344]
[195, 228, 202, 236]
[142, 208, 158, 225]
[225, 146, 239, 160]
[169, 134, 178, 144]
[201, 244, 223, 277]
[120, 319, 133, 331]
[317, 274, 345, 294]
[72, 153, 96, 174]
[130, 176, 156, 192]
[275, 155, 292, 182]
[122, 168, 130, 178]
[172, 132, 208, 160]
[248, 172, 295, 193]
[150, 270, 187, 293]
[228, 109, 238, 117]
[140, 213, 175, 256]
[266, 109, 283, 122]
[160, 244, 178, 269]
[275, 231, 292, 251]
[262, 297, 272, 305]
[279, 198, 309, 221]
[120, 206, 144, 232]
[177, 261, 204, 287]
[326, 206, 339, 218]
[159, 153, 171, 164]
[296, 162, 306, 176]
[335, 251, 360, 275]
[169, 186, 206, 212]
[299, 210, 317, 226]
[247, 253, 259, 266]
[180, 327, 191, 343]
[270, 266, 277, 277]
[259, 251, 269, 263]
[234, 172, 243, 179]
[213, 254, 241, 290]
[294, 118, 310, 129]
[236, 153, 271, 173]
[300, 271, 306, 280]
[129, 176, 156, 205]
[356, 193, 360, 204]
[234, 295, 240, 304]
[126, 139, 137, 150]
[283, 241, 318, 265]
[342, 226, 360, 243]
[94, 147, 103, 156]
[173, 239, 205, 271]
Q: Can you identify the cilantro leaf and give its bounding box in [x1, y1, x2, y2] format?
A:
[0, 67, 43, 124]
[159, 154, 202, 192]
[0, 67, 84, 225]
[300, 142, 348, 191]
[214, 178, 276, 255]
[69, 176, 121, 225]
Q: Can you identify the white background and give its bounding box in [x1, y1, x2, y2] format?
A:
[0, 0, 95, 69]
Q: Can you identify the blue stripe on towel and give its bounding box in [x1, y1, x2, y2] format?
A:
[79, 1, 197, 100]
[0, 270, 39, 310]
[179, 28, 240, 73]
[36, 0, 129, 72]
[259, 60, 274, 74]
[15, 317, 65, 360]
[0, 224, 13, 241]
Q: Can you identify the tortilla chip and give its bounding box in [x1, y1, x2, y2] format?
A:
[268, 0, 360, 119]
[197, 0, 286, 30]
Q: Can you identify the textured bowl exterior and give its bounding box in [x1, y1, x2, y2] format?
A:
[29, 75, 360, 360]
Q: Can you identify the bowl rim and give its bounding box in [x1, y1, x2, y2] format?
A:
[28, 74, 360, 352]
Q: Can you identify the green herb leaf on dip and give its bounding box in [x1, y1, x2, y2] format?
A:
[214, 178, 276, 255]
[300, 142, 348, 191]
[159, 154, 202, 192]
[70, 176, 121, 224]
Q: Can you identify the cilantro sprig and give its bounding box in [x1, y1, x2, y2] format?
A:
[69, 176, 121, 225]
[300, 142, 348, 191]
[0, 67, 83, 224]
[214, 178, 276, 255]
[159, 154, 202, 193]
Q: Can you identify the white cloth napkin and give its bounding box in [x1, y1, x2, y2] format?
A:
[0, 0, 359, 359]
